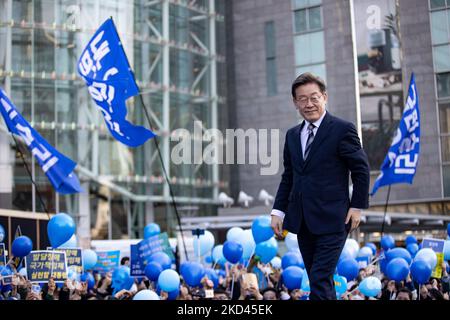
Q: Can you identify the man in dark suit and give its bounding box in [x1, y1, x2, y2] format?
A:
[270, 73, 370, 300]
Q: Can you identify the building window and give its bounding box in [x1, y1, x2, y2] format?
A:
[265, 21, 277, 96]
[430, 0, 450, 195]
[292, 0, 326, 81]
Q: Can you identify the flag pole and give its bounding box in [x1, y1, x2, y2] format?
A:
[108, 17, 189, 261]
[10, 133, 51, 218]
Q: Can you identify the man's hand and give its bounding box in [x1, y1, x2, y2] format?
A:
[271, 215, 283, 238]
[345, 208, 361, 232]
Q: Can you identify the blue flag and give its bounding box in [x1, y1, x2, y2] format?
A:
[371, 73, 420, 196]
[77, 18, 156, 147]
[0, 89, 82, 194]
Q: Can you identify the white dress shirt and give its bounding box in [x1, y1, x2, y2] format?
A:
[271, 110, 360, 219]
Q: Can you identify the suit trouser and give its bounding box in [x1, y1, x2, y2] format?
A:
[297, 218, 348, 300]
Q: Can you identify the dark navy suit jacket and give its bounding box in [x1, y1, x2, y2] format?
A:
[273, 112, 370, 235]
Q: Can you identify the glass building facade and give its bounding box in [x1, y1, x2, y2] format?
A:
[430, 0, 450, 196]
[0, 0, 227, 240]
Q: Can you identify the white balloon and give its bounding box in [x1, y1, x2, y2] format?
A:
[285, 233, 299, 251]
[193, 230, 215, 256]
[58, 234, 77, 248]
[212, 245, 225, 263]
[270, 256, 282, 269]
[133, 290, 160, 300]
[344, 239, 360, 259]
[239, 229, 256, 259]
[357, 246, 373, 258]
[19, 268, 27, 277]
[227, 227, 244, 243]
[414, 248, 438, 269]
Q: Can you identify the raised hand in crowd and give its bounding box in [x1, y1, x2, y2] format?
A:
[114, 289, 133, 300]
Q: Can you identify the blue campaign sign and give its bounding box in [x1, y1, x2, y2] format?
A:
[0, 243, 6, 266]
[77, 18, 155, 147]
[130, 244, 145, 277]
[0, 89, 82, 194]
[25, 250, 68, 283]
[371, 73, 420, 195]
[422, 238, 445, 253]
[48, 247, 83, 274]
[137, 232, 175, 266]
[356, 256, 370, 269]
[93, 250, 120, 274]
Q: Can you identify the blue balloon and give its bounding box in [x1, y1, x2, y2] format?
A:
[386, 258, 410, 282]
[251, 216, 274, 243]
[223, 241, 243, 264]
[282, 266, 304, 290]
[358, 276, 381, 297]
[216, 269, 226, 278]
[379, 254, 388, 274]
[180, 262, 191, 275]
[167, 287, 180, 300]
[282, 251, 303, 269]
[204, 256, 213, 264]
[255, 237, 278, 264]
[0, 224, 5, 242]
[149, 252, 172, 270]
[443, 240, 450, 261]
[111, 266, 134, 294]
[12, 236, 33, 257]
[155, 283, 179, 300]
[334, 274, 348, 296]
[410, 260, 432, 285]
[47, 213, 76, 248]
[82, 249, 98, 270]
[80, 272, 95, 290]
[385, 247, 412, 264]
[380, 235, 395, 251]
[447, 223, 450, 238]
[204, 268, 219, 288]
[158, 269, 180, 292]
[337, 258, 359, 281]
[145, 261, 163, 281]
[407, 243, 419, 258]
[144, 223, 161, 239]
[365, 242, 377, 255]
[58, 234, 77, 248]
[181, 262, 205, 287]
[300, 269, 310, 292]
[405, 235, 417, 246]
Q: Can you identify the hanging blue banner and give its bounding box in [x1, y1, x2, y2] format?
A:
[0, 89, 82, 194]
[77, 18, 156, 147]
[371, 73, 420, 195]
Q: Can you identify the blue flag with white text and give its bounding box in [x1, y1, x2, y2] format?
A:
[371, 73, 420, 196]
[77, 18, 156, 147]
[0, 89, 82, 194]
